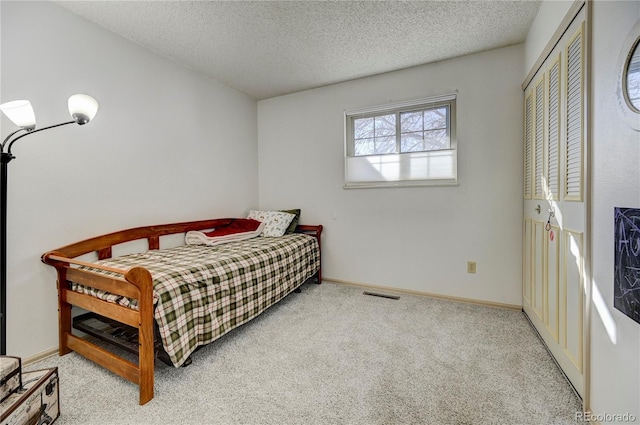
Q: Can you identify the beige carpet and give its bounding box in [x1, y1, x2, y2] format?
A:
[27, 281, 582, 424]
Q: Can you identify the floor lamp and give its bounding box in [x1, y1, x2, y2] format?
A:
[0, 94, 99, 355]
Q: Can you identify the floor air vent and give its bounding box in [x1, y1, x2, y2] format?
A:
[363, 291, 400, 300]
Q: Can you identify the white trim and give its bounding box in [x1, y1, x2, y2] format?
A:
[344, 93, 458, 188]
[344, 180, 459, 190]
[323, 277, 522, 310]
[344, 92, 458, 117]
[22, 347, 58, 366]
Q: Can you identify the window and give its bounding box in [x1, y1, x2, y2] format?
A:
[344, 94, 457, 188]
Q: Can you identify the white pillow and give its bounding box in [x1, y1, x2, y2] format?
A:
[247, 210, 296, 237]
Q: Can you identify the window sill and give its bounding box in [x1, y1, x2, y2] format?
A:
[343, 179, 459, 189]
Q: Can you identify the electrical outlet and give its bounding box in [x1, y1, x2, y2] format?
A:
[467, 261, 477, 274]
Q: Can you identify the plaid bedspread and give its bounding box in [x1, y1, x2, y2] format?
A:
[72, 234, 319, 367]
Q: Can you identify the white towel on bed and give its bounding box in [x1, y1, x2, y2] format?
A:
[185, 222, 265, 246]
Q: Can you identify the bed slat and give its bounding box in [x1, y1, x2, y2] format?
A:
[148, 236, 160, 250]
[98, 247, 112, 260]
[66, 268, 140, 299]
[65, 333, 140, 384]
[65, 290, 140, 328]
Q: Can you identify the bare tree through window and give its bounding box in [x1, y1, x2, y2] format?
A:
[400, 106, 449, 152]
[354, 114, 396, 155]
[353, 107, 449, 156]
[345, 94, 457, 187]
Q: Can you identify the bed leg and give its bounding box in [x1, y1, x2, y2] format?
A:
[56, 269, 72, 356]
[316, 226, 322, 284]
[139, 311, 154, 405]
[58, 303, 72, 356]
[126, 267, 155, 405]
[139, 357, 154, 405]
[138, 318, 154, 404]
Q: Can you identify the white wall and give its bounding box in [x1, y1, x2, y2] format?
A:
[258, 45, 524, 306]
[525, 0, 640, 420]
[523, 0, 574, 76]
[589, 1, 640, 421]
[1, 1, 258, 359]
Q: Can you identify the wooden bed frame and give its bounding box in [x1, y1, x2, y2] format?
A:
[41, 218, 322, 405]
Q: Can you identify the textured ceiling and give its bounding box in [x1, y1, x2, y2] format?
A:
[54, 1, 541, 100]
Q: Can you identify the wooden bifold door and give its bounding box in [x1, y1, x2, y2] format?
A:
[522, 5, 588, 399]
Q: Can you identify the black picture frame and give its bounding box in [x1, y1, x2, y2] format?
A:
[614, 207, 640, 324]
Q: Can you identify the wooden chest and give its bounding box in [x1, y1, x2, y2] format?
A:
[0, 368, 59, 425]
[0, 357, 22, 403]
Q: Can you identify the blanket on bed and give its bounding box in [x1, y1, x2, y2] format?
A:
[185, 218, 264, 246]
[72, 233, 319, 367]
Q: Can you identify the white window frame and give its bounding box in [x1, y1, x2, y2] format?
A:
[344, 93, 458, 189]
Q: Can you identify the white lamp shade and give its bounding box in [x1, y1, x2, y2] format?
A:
[0, 100, 36, 130]
[68, 94, 99, 125]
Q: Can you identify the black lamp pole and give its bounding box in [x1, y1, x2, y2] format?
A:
[0, 93, 98, 356]
[0, 121, 75, 355]
[1, 149, 12, 355]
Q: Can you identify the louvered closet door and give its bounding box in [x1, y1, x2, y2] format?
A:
[522, 8, 586, 398]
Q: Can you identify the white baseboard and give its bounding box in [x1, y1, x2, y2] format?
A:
[322, 277, 522, 311]
[22, 347, 59, 367]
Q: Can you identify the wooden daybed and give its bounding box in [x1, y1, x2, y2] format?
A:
[41, 218, 322, 405]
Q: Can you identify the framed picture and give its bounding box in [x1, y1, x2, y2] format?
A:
[614, 207, 640, 324]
